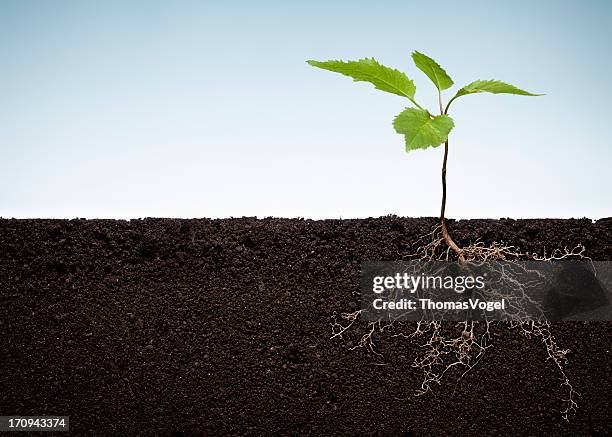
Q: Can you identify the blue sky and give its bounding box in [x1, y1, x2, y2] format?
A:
[1, 0, 610, 219]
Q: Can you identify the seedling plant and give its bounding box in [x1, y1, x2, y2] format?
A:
[307, 52, 541, 259]
[307, 54, 583, 420]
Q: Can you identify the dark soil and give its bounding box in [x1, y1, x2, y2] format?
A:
[1, 217, 611, 436]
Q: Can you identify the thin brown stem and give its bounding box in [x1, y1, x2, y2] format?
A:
[440, 138, 464, 261]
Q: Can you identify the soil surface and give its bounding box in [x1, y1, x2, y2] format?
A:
[1, 217, 611, 436]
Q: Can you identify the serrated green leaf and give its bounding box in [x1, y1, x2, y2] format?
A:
[307, 58, 416, 100]
[393, 108, 454, 151]
[454, 79, 542, 98]
[411, 51, 453, 91]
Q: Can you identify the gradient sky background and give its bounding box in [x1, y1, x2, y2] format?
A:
[1, 0, 610, 219]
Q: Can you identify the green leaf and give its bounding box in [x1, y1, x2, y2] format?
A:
[411, 51, 454, 91]
[453, 79, 542, 99]
[393, 108, 454, 151]
[307, 58, 416, 100]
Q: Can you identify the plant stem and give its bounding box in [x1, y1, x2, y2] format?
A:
[410, 97, 425, 111]
[440, 137, 464, 261]
[444, 95, 458, 115]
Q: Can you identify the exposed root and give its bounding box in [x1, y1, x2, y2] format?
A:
[332, 312, 391, 356]
[441, 220, 465, 262]
[331, 310, 362, 340]
[402, 320, 492, 396]
[333, 225, 587, 421]
[512, 321, 579, 421]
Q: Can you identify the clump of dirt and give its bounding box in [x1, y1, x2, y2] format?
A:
[0, 217, 610, 435]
